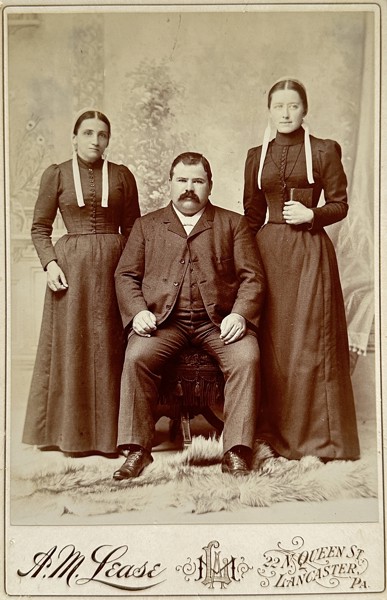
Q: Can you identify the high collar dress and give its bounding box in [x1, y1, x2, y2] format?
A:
[243, 128, 360, 460]
[22, 156, 140, 454]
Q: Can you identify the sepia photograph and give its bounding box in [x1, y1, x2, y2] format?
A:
[2, 0, 386, 597]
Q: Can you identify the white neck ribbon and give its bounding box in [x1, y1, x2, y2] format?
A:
[257, 121, 315, 189]
[302, 122, 314, 184]
[72, 154, 109, 208]
[257, 121, 272, 190]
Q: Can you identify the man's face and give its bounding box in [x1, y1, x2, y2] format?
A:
[170, 161, 212, 216]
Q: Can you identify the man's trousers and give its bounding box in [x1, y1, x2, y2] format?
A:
[117, 315, 260, 453]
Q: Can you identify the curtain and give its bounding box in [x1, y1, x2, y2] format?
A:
[335, 13, 375, 355]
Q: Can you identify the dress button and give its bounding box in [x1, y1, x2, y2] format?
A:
[173, 282, 179, 287]
[180, 259, 185, 264]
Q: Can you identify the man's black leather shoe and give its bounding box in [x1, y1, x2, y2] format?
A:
[221, 446, 251, 476]
[113, 446, 153, 480]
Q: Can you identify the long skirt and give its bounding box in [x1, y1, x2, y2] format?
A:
[22, 233, 126, 454]
[255, 223, 360, 460]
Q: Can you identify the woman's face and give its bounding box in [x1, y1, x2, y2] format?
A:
[269, 89, 306, 134]
[73, 118, 109, 163]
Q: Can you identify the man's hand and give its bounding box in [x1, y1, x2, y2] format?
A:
[220, 313, 246, 344]
[46, 260, 68, 292]
[132, 310, 157, 337]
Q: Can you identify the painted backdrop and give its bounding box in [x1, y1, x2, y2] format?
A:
[7, 8, 375, 394]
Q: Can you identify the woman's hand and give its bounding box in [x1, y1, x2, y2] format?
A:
[46, 261, 68, 292]
[283, 201, 314, 225]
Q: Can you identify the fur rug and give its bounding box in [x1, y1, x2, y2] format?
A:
[11, 437, 377, 521]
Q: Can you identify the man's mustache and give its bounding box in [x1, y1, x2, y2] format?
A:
[178, 191, 200, 202]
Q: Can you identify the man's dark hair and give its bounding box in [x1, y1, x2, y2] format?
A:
[169, 152, 212, 185]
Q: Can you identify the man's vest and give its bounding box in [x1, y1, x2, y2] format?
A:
[173, 249, 208, 320]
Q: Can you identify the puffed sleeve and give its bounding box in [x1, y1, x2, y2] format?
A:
[31, 164, 60, 270]
[310, 140, 349, 230]
[243, 146, 268, 235]
[118, 165, 141, 239]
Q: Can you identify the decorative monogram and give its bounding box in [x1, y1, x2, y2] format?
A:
[176, 540, 252, 590]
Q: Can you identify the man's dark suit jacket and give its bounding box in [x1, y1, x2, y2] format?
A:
[115, 201, 265, 331]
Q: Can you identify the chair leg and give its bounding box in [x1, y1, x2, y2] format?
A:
[180, 410, 192, 446]
[169, 418, 181, 442]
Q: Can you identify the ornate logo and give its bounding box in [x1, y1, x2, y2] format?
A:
[176, 540, 252, 590]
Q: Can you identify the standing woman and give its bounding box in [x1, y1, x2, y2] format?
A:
[23, 110, 140, 455]
[243, 79, 360, 461]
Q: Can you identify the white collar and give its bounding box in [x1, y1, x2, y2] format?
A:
[172, 204, 206, 228]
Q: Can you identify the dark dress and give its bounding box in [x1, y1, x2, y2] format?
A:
[22, 156, 140, 454]
[243, 127, 360, 461]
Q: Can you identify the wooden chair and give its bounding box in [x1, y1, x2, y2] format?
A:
[158, 347, 224, 446]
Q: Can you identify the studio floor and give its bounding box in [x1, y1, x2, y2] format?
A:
[8, 352, 382, 525]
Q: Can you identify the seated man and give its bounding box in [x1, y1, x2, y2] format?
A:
[113, 152, 264, 479]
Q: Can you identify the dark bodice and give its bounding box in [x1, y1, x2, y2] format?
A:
[55, 157, 130, 234]
[243, 128, 349, 233]
[263, 129, 313, 223]
[31, 156, 140, 268]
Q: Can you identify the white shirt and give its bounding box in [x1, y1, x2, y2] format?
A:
[172, 204, 206, 236]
